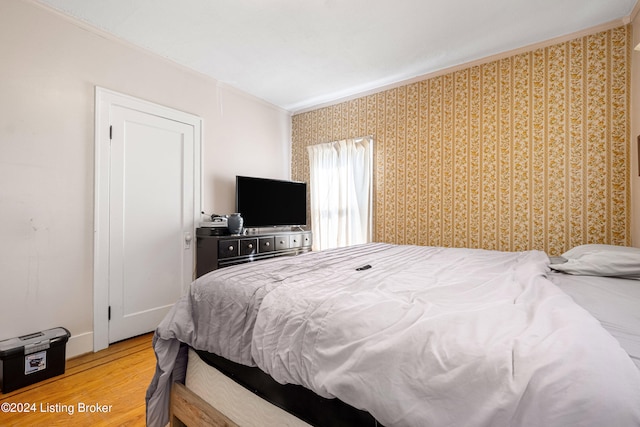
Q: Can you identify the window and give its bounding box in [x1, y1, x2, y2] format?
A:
[307, 137, 373, 251]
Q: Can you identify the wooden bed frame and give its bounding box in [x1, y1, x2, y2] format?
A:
[170, 382, 239, 427]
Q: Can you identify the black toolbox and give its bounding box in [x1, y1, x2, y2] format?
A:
[0, 327, 70, 393]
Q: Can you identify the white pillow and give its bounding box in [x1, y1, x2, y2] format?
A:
[549, 244, 640, 279]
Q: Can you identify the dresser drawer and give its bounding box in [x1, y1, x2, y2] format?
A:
[275, 235, 290, 251]
[218, 239, 239, 259]
[259, 237, 275, 253]
[240, 238, 258, 256]
[290, 234, 303, 248]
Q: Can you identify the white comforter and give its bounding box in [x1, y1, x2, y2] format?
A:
[146, 243, 640, 427]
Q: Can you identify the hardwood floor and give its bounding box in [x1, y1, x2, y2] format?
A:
[0, 333, 155, 426]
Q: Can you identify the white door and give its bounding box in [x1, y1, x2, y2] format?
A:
[94, 88, 201, 349]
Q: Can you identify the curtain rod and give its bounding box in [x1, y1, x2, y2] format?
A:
[310, 135, 374, 147]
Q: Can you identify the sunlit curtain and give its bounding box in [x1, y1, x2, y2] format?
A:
[307, 136, 373, 251]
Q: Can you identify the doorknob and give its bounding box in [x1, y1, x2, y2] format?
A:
[184, 232, 192, 249]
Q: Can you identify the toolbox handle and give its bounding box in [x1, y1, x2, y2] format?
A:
[19, 332, 44, 341]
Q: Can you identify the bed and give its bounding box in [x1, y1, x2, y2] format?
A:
[146, 243, 640, 427]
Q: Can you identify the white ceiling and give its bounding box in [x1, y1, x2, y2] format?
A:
[38, 0, 637, 112]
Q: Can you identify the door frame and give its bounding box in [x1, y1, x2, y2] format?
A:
[93, 87, 202, 351]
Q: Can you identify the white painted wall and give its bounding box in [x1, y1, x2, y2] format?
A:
[632, 10, 640, 247]
[0, 0, 291, 357]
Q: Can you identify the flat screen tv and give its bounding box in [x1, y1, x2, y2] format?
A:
[236, 175, 307, 227]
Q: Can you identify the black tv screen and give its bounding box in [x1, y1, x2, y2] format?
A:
[236, 176, 307, 227]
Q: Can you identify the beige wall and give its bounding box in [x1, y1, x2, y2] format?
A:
[0, 1, 291, 356]
[293, 26, 632, 255]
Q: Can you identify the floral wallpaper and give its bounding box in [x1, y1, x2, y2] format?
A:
[291, 26, 631, 255]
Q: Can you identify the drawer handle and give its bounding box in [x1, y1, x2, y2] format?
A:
[280, 240, 285, 244]
[248, 244, 253, 249]
[265, 242, 270, 247]
[293, 239, 297, 243]
[228, 245, 234, 251]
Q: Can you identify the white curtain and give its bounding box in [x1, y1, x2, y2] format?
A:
[307, 136, 373, 251]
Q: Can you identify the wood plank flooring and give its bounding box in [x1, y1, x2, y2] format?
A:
[0, 333, 155, 426]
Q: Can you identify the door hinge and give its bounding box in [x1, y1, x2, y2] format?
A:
[108, 306, 111, 321]
[109, 125, 113, 140]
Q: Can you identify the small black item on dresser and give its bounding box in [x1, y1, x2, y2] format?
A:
[356, 264, 372, 271]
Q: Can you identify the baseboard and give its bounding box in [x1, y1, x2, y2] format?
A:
[66, 331, 94, 359]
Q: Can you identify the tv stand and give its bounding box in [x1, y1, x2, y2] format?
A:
[195, 228, 312, 278]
